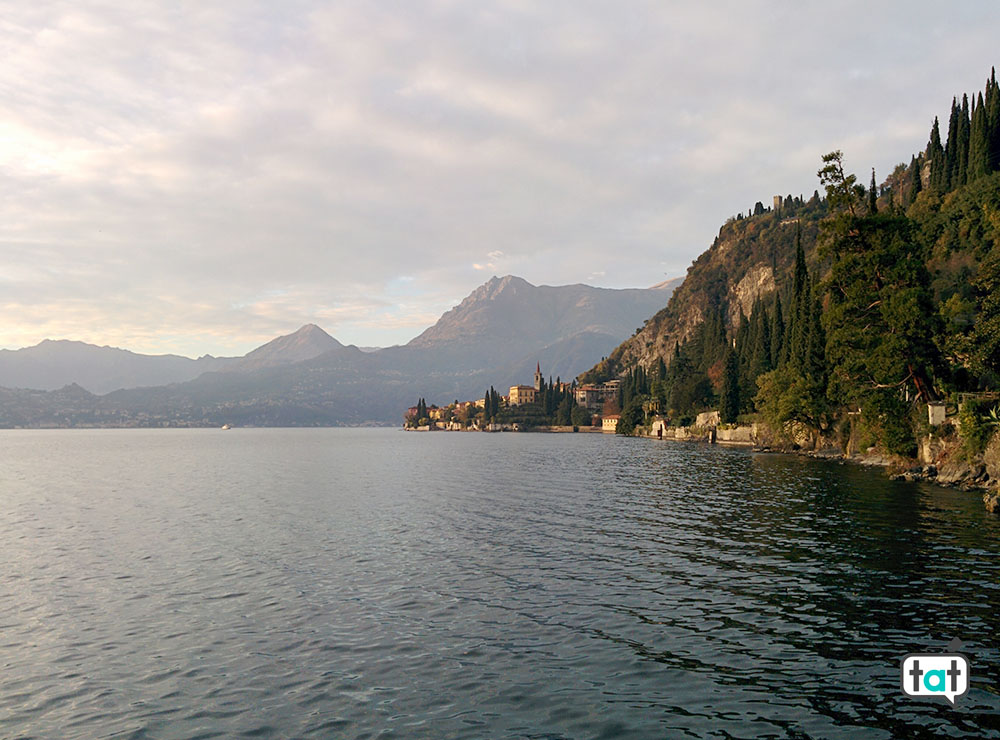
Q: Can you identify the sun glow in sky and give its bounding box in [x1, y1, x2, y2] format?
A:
[2, 1, 998, 356]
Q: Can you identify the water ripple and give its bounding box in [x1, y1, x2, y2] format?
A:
[0, 428, 998, 738]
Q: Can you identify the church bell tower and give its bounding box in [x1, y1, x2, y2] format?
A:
[534, 362, 542, 391]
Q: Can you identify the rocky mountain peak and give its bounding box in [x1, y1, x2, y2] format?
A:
[239, 324, 343, 368]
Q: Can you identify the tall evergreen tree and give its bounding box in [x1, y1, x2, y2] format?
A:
[868, 169, 878, 215]
[944, 98, 961, 189]
[720, 349, 740, 423]
[987, 68, 1000, 175]
[769, 294, 785, 369]
[927, 116, 945, 191]
[908, 155, 922, 204]
[969, 91, 990, 181]
[746, 299, 771, 381]
[957, 93, 971, 186]
[804, 277, 826, 383]
[819, 153, 938, 407]
[785, 233, 810, 367]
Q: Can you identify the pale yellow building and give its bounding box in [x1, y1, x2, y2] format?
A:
[602, 414, 620, 433]
[509, 385, 537, 406]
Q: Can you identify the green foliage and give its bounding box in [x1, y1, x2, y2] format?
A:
[861, 392, 916, 457]
[555, 395, 574, 426]
[755, 365, 826, 430]
[616, 397, 645, 436]
[667, 339, 713, 417]
[497, 380, 587, 428]
[720, 349, 740, 423]
[579, 68, 1000, 459]
[819, 150, 861, 216]
[570, 404, 592, 427]
[987, 405, 1000, 428]
[971, 247, 1000, 377]
[820, 207, 938, 409]
[959, 400, 998, 457]
[927, 116, 946, 192]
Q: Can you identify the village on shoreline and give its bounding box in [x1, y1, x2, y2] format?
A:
[403, 362, 758, 444]
[403, 364, 1000, 515]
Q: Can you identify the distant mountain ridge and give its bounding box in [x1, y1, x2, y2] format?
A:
[0, 339, 227, 394]
[0, 275, 677, 425]
[236, 323, 343, 370]
[405, 274, 675, 374]
[0, 324, 344, 394]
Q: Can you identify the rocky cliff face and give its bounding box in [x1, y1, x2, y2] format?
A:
[588, 199, 825, 379]
[408, 274, 675, 356]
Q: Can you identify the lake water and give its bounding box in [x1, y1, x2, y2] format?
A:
[1, 428, 998, 739]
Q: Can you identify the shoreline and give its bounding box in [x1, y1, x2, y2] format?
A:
[633, 422, 1000, 515]
[406, 419, 1000, 515]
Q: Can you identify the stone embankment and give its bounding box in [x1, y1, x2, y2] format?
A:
[640, 416, 1000, 515]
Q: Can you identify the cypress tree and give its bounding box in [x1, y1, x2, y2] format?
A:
[792, 229, 808, 298]
[868, 169, 878, 215]
[908, 155, 922, 205]
[735, 308, 749, 366]
[786, 233, 810, 366]
[969, 91, 989, 181]
[957, 93, 971, 186]
[720, 349, 740, 424]
[987, 68, 1000, 175]
[746, 299, 771, 381]
[804, 277, 826, 383]
[945, 98, 960, 189]
[668, 343, 692, 414]
[770, 294, 784, 368]
[927, 116, 945, 191]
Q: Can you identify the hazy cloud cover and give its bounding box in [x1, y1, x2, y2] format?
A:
[2, 1, 998, 355]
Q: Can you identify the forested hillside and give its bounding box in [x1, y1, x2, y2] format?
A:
[588, 69, 1000, 455]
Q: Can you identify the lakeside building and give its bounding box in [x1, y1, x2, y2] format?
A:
[407, 361, 597, 428]
[509, 385, 537, 405]
[508, 361, 547, 406]
[575, 380, 620, 411]
[602, 414, 620, 433]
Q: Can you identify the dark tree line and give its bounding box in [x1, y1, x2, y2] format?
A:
[924, 69, 1000, 193]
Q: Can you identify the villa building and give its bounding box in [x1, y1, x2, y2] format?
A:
[575, 380, 621, 411]
[509, 385, 537, 405]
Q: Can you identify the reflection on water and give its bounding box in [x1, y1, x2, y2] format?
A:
[0, 428, 998, 738]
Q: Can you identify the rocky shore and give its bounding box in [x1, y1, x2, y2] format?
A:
[640, 418, 1000, 516]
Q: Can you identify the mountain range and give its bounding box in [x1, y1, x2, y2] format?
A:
[0, 275, 678, 426]
[0, 323, 345, 395]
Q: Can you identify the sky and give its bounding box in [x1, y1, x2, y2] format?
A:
[2, 1, 999, 357]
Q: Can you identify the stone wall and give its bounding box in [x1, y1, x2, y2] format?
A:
[716, 425, 755, 445]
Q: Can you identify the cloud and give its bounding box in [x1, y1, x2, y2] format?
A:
[1, 1, 999, 355]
